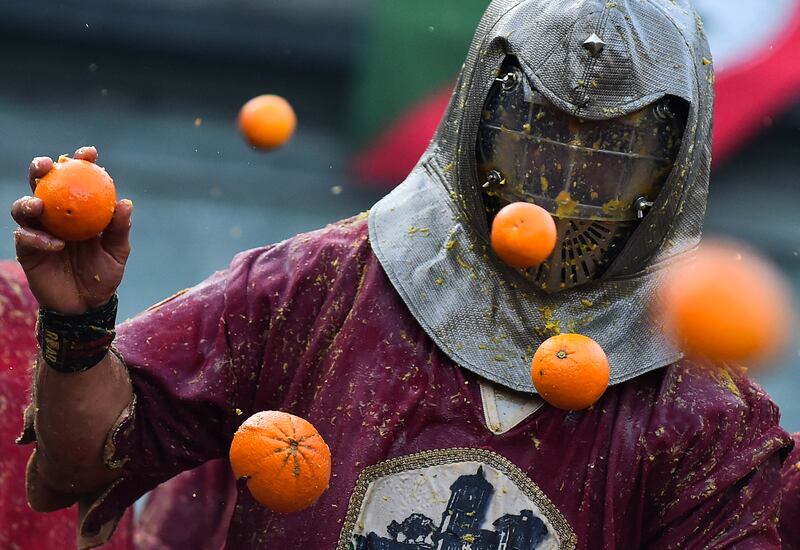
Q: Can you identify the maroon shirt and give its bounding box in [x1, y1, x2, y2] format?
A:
[781, 434, 800, 549]
[135, 459, 235, 549]
[71, 218, 790, 549]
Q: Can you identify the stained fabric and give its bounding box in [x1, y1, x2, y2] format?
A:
[135, 458, 235, 550]
[46, 219, 790, 549]
[0, 261, 133, 550]
[781, 434, 800, 549]
[369, 0, 715, 392]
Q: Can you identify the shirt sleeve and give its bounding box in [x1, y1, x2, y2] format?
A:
[75, 244, 283, 547]
[641, 363, 792, 549]
[73, 217, 371, 549]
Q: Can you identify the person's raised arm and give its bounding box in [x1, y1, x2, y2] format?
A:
[11, 146, 134, 506]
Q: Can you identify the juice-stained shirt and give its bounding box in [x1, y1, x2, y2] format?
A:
[59, 218, 791, 549]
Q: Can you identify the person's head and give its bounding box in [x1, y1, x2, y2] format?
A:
[477, 56, 687, 293]
[369, 0, 715, 390]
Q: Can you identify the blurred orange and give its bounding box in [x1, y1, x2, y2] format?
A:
[531, 333, 610, 410]
[34, 157, 117, 241]
[238, 95, 297, 150]
[658, 240, 793, 367]
[491, 202, 557, 269]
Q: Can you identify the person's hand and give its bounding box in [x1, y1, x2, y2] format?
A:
[11, 146, 132, 314]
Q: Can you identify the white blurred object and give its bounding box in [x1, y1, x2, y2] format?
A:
[695, 0, 797, 70]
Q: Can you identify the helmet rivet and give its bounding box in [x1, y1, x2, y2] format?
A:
[654, 101, 674, 121]
[634, 197, 655, 219]
[483, 170, 504, 189]
[582, 33, 606, 57]
[495, 71, 519, 92]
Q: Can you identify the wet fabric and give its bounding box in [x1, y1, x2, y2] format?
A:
[135, 458, 235, 550]
[48, 220, 790, 549]
[369, 0, 715, 392]
[0, 261, 132, 550]
[781, 434, 800, 549]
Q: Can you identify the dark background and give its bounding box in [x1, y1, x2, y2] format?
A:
[0, 1, 798, 429]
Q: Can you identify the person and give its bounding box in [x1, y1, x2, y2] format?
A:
[0, 261, 133, 549]
[11, 0, 794, 548]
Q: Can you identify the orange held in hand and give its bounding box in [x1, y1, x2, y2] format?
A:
[491, 202, 557, 269]
[531, 333, 610, 410]
[34, 156, 117, 241]
[229, 410, 331, 513]
[659, 240, 793, 366]
[238, 94, 297, 150]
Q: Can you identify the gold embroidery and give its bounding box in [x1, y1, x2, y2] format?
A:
[336, 447, 577, 549]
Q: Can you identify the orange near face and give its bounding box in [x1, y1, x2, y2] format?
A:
[490, 202, 557, 269]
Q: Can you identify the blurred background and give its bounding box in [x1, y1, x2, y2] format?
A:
[0, 0, 798, 428]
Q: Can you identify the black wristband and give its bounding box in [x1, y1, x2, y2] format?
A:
[37, 294, 118, 373]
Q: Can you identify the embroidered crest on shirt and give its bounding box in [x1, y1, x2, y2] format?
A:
[338, 448, 576, 549]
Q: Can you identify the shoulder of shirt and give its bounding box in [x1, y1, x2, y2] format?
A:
[222, 213, 373, 299]
[232, 212, 371, 266]
[629, 360, 785, 440]
[141, 215, 372, 314]
[284, 211, 371, 251]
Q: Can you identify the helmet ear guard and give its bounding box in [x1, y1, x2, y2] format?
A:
[477, 57, 688, 292]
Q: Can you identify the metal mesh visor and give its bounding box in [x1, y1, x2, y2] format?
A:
[477, 61, 686, 222]
[533, 219, 636, 291]
[368, 0, 715, 393]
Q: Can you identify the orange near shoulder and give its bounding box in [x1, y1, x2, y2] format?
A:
[658, 240, 793, 367]
[34, 157, 116, 241]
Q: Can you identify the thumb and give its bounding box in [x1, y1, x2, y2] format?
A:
[101, 199, 133, 264]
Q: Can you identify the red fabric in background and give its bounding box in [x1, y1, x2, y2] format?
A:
[354, 2, 800, 184]
[0, 261, 132, 550]
[713, 0, 800, 161]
